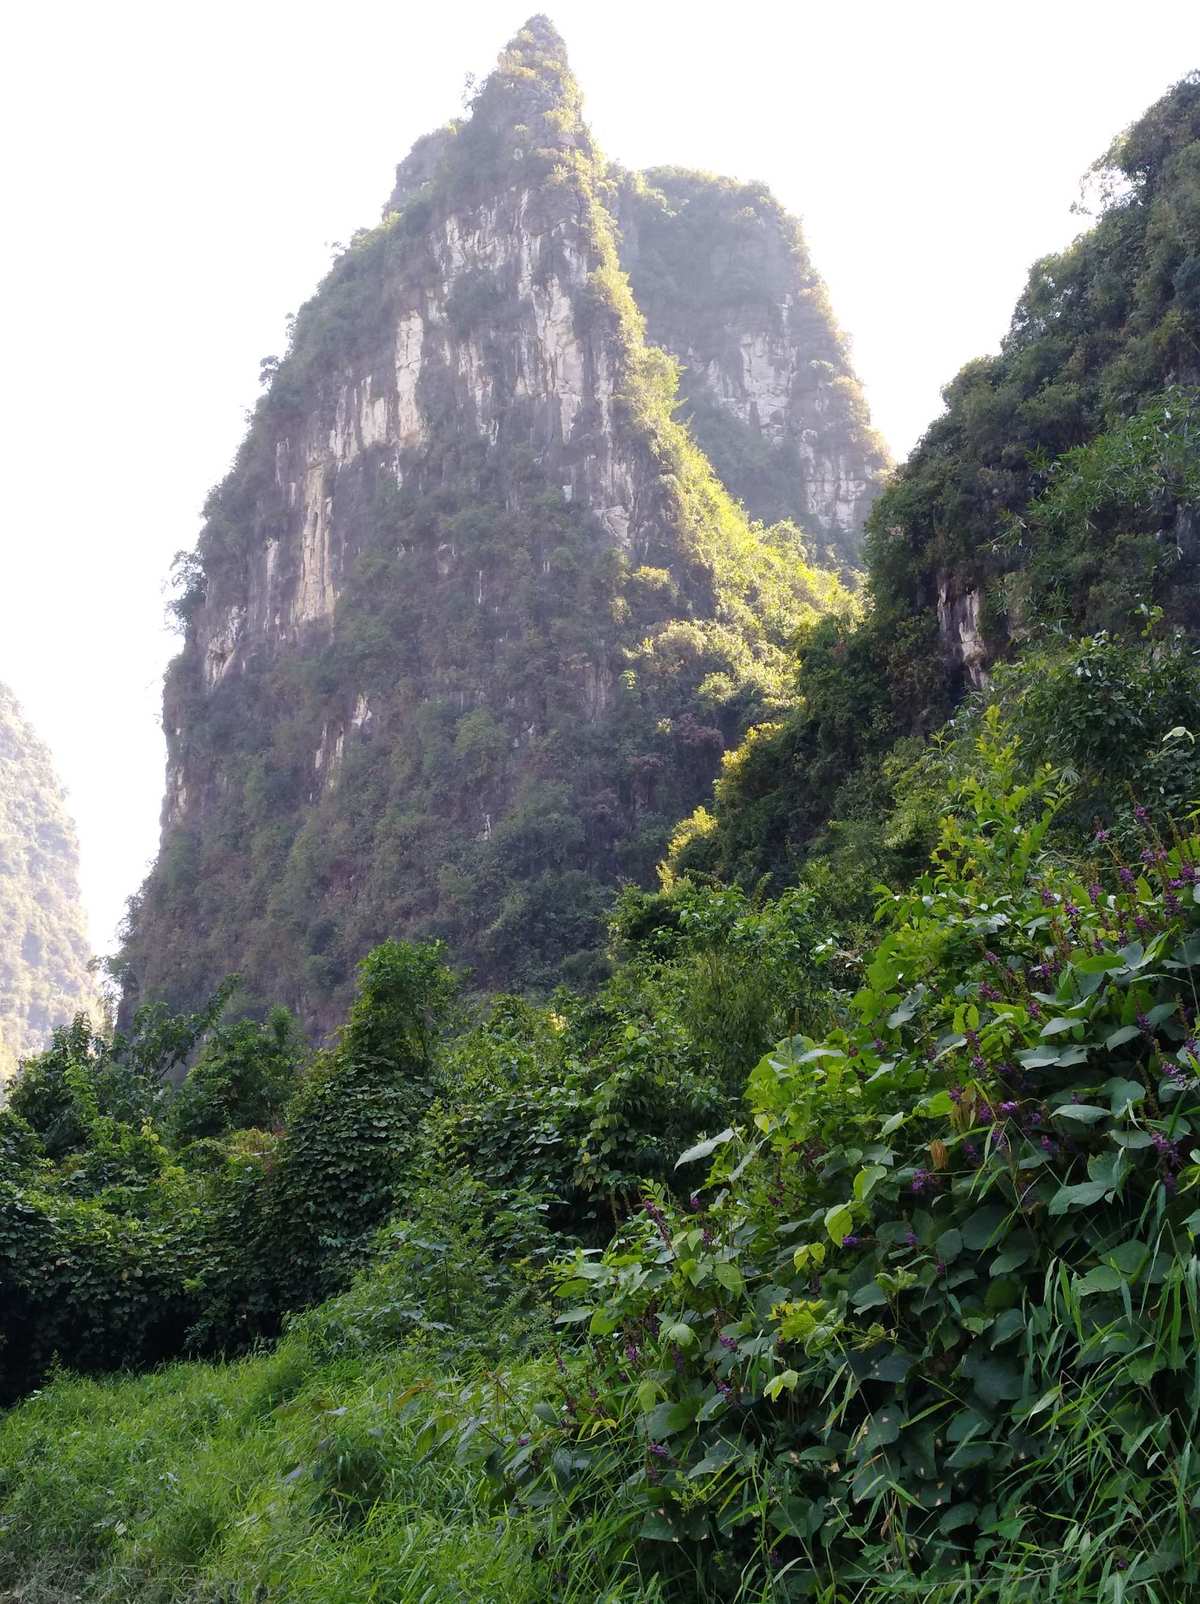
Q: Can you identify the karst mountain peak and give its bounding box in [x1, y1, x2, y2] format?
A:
[119, 14, 884, 1027]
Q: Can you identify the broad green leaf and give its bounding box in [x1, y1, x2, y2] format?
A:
[1074, 953, 1126, 973]
[1105, 1077, 1145, 1115]
[688, 1439, 740, 1478]
[936, 1228, 964, 1263]
[1052, 1103, 1108, 1124]
[675, 1128, 734, 1168]
[1049, 1180, 1110, 1214]
[637, 1378, 661, 1413]
[853, 1164, 888, 1201]
[851, 1280, 889, 1311]
[962, 1204, 1009, 1250]
[887, 985, 927, 1028]
[1040, 1016, 1077, 1037]
[1075, 1264, 1123, 1296]
[922, 1089, 955, 1116]
[713, 1261, 744, 1296]
[938, 1502, 980, 1535]
[961, 1351, 1023, 1406]
[764, 1368, 800, 1401]
[990, 1244, 1032, 1276]
[1103, 1240, 1150, 1276]
[644, 1398, 700, 1436]
[639, 1514, 679, 1542]
[1105, 1024, 1141, 1050]
[824, 1203, 854, 1244]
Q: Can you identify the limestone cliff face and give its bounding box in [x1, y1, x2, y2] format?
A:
[617, 168, 888, 564]
[122, 18, 861, 1026]
[0, 685, 96, 1077]
[193, 100, 653, 701]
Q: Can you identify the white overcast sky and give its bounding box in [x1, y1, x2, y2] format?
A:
[2, 0, 1197, 956]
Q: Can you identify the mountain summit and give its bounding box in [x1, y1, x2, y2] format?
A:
[119, 18, 882, 1025]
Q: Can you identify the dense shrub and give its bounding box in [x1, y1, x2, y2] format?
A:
[495, 714, 1200, 1598]
[0, 943, 460, 1393]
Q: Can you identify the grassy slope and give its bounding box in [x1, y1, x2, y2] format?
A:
[0, 1336, 629, 1604]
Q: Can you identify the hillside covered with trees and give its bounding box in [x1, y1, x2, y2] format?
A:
[1, 27, 1199, 1604]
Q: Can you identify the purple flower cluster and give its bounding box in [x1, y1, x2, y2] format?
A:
[641, 1196, 673, 1250]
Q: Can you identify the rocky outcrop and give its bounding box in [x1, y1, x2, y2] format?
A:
[0, 685, 96, 1077]
[936, 577, 989, 691]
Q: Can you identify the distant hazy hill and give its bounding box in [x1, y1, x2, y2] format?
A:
[0, 684, 96, 1078]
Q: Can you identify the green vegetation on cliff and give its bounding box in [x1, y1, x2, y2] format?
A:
[667, 71, 1200, 900]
